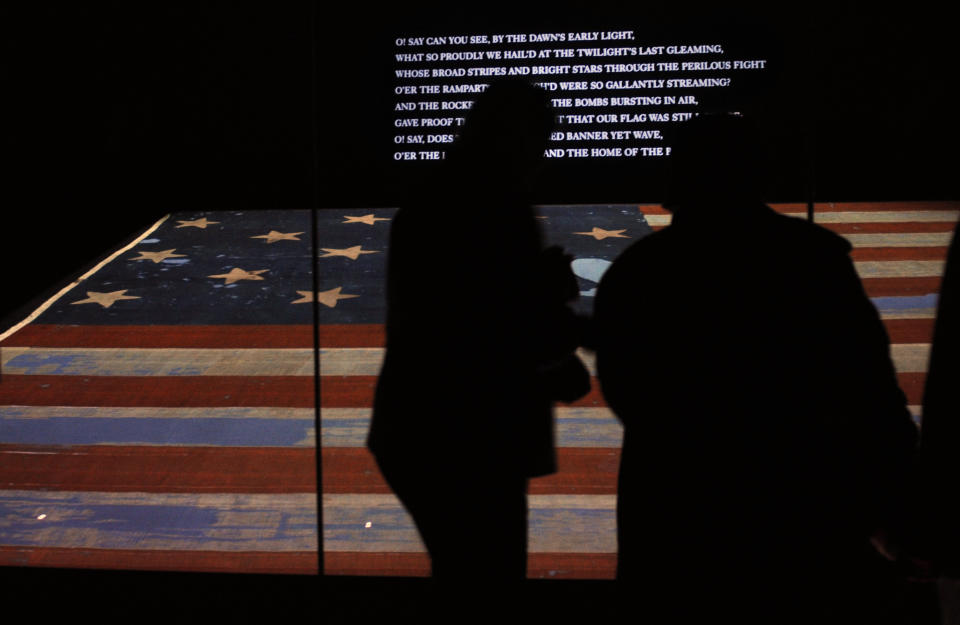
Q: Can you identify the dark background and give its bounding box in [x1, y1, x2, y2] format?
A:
[334, 4, 960, 207]
[0, 3, 954, 618]
[4, 3, 959, 323]
[4, 4, 958, 324]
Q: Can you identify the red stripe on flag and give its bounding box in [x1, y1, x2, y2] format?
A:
[0, 324, 386, 349]
[884, 318, 935, 344]
[634, 204, 670, 214]
[0, 375, 315, 407]
[0, 546, 617, 579]
[822, 222, 957, 235]
[641, 202, 959, 216]
[324, 551, 430, 577]
[899, 372, 926, 405]
[850, 247, 949, 261]
[0, 373, 927, 407]
[861, 277, 943, 297]
[664, 222, 958, 235]
[0, 321, 932, 352]
[642, 203, 821, 215]
[319, 325, 385, 348]
[530, 448, 619, 495]
[0, 546, 318, 575]
[812, 201, 960, 212]
[0, 445, 621, 494]
[0, 444, 316, 492]
[651, 221, 958, 234]
[528, 552, 617, 579]
[0, 324, 312, 348]
[323, 551, 618, 579]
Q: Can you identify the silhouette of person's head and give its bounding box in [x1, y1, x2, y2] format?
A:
[449, 78, 554, 182]
[662, 113, 764, 214]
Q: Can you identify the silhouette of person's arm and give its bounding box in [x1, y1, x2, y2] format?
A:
[533, 245, 590, 403]
[591, 244, 654, 422]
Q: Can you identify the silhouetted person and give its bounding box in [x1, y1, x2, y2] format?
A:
[911, 221, 960, 605]
[367, 78, 589, 603]
[592, 114, 918, 624]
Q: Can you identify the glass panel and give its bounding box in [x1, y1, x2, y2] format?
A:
[315, 200, 957, 578]
[2, 201, 954, 578]
[317, 203, 649, 579]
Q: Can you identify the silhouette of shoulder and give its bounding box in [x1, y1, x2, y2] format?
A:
[764, 208, 852, 258]
[599, 205, 852, 289]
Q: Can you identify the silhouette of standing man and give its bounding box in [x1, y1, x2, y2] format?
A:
[368, 78, 589, 595]
[912, 221, 960, 622]
[593, 114, 918, 624]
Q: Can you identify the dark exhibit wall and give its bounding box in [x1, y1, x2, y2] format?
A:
[795, 8, 958, 202]
[5, 4, 315, 322]
[8, 5, 958, 210]
[4, 4, 958, 321]
[0, 4, 957, 602]
[8, 4, 315, 212]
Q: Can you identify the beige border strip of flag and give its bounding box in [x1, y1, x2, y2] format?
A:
[0, 214, 171, 344]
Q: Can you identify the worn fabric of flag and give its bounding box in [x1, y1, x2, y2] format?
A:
[0, 201, 955, 578]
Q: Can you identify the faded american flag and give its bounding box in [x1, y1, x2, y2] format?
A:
[0, 202, 954, 577]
